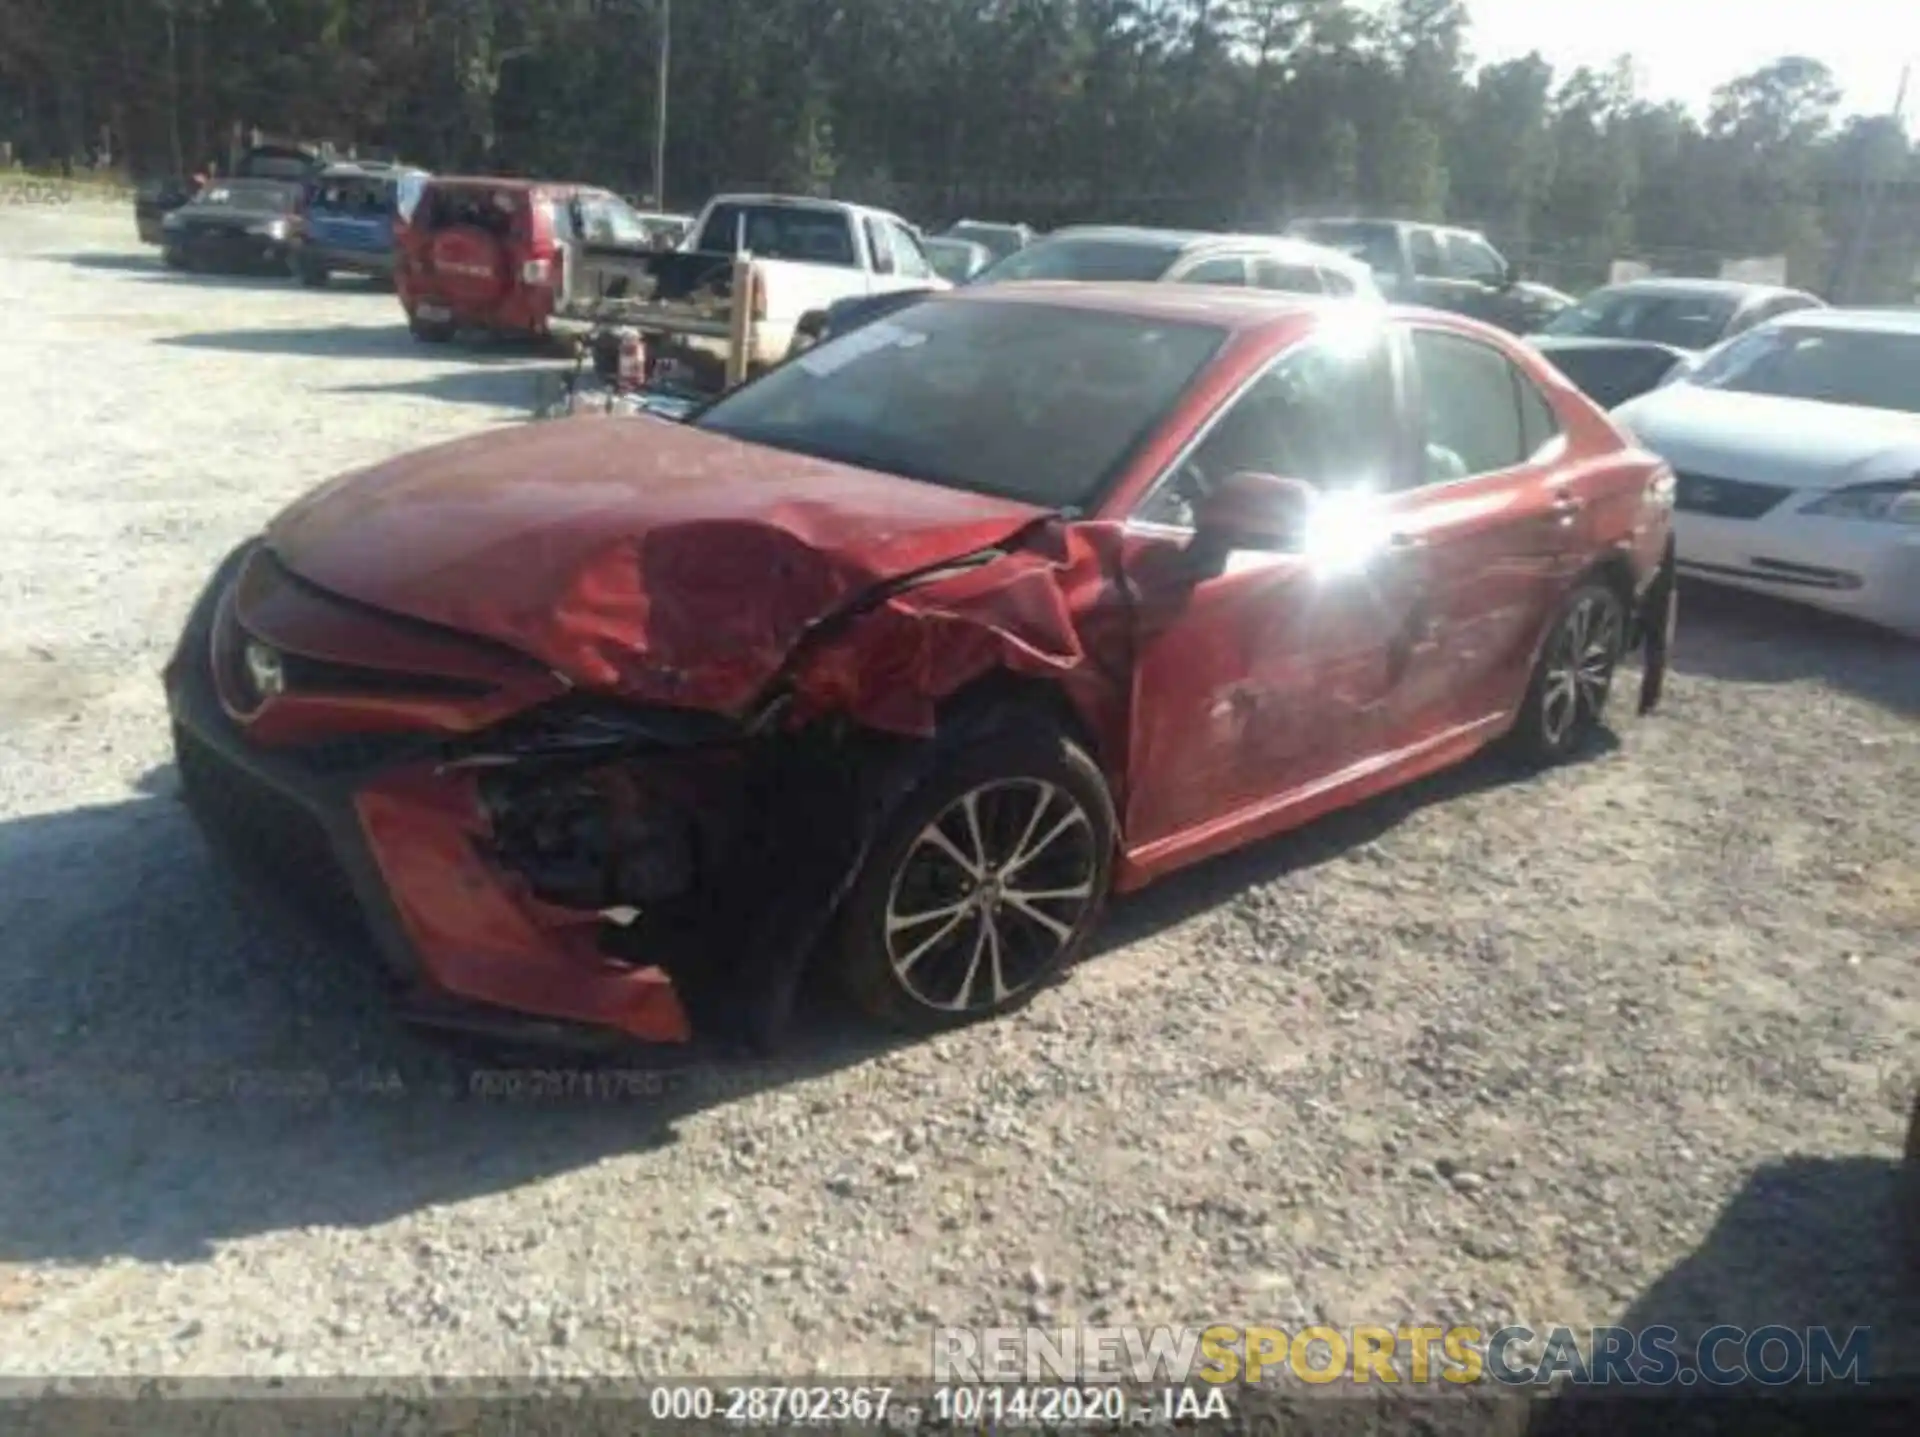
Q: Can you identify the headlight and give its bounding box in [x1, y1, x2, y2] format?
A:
[247, 218, 289, 239]
[162, 212, 185, 229]
[1801, 481, 1920, 526]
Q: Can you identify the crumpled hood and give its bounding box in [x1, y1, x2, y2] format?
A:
[267, 416, 1048, 713]
[1613, 384, 1920, 490]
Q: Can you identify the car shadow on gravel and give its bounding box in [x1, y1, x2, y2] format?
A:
[0, 732, 1605, 1265]
[158, 325, 554, 363]
[0, 783, 901, 1265]
[1673, 580, 1919, 720]
[326, 366, 562, 411]
[1094, 739, 1604, 950]
[1523, 1154, 1920, 1435]
[49, 251, 167, 274]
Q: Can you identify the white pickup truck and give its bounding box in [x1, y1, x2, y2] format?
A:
[552, 193, 948, 390]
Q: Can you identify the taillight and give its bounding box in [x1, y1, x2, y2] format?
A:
[749, 266, 766, 320]
[522, 258, 552, 284]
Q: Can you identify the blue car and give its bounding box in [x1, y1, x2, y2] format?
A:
[291, 162, 428, 287]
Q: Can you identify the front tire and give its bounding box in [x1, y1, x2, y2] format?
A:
[1509, 581, 1627, 765]
[297, 256, 330, 287]
[409, 316, 456, 344]
[833, 724, 1116, 1034]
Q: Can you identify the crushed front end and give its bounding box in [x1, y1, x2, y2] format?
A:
[164, 542, 897, 1051]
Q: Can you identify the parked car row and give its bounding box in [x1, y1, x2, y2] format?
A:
[132, 154, 1915, 642]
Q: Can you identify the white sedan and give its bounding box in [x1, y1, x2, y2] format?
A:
[1612, 309, 1920, 637]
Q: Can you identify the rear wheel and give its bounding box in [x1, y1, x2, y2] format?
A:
[1508, 581, 1626, 765]
[1904, 1092, 1920, 1286]
[409, 315, 456, 344]
[833, 725, 1115, 1034]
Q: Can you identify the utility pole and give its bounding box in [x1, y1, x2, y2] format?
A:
[1831, 62, 1910, 301]
[654, 0, 671, 210]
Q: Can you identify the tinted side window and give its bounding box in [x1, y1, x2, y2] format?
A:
[1180, 255, 1249, 286]
[1516, 371, 1562, 458]
[886, 220, 934, 280]
[862, 218, 895, 274]
[1407, 228, 1443, 277]
[1445, 234, 1506, 284]
[1136, 333, 1398, 527]
[1253, 258, 1322, 294]
[1409, 328, 1527, 481]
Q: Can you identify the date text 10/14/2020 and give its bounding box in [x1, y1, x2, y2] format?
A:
[640, 1383, 1231, 1427]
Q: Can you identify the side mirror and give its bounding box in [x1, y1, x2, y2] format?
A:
[1191, 472, 1319, 557]
[1498, 260, 1521, 290]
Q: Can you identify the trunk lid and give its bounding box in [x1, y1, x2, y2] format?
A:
[265, 419, 1045, 713]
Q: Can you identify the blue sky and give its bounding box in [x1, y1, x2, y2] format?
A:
[1459, 0, 1912, 127]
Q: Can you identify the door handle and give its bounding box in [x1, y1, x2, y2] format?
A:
[1547, 491, 1584, 525]
[1387, 530, 1428, 551]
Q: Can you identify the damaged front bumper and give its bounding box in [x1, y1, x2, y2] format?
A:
[163, 548, 907, 1053]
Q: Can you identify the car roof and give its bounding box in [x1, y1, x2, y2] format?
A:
[424, 176, 601, 193]
[1042, 225, 1374, 261]
[1043, 225, 1209, 248]
[317, 161, 417, 180]
[1766, 306, 1920, 334]
[949, 280, 1355, 330]
[1600, 277, 1811, 302]
[704, 193, 888, 215]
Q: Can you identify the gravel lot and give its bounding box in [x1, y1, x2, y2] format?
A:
[2, 200, 1917, 1385]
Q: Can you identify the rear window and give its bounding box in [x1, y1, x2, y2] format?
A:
[418, 185, 525, 239]
[973, 236, 1182, 284]
[1292, 221, 1401, 280]
[310, 176, 395, 215]
[236, 155, 315, 181]
[694, 203, 857, 266]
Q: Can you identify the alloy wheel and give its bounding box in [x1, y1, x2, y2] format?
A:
[1540, 592, 1622, 747]
[884, 779, 1098, 1014]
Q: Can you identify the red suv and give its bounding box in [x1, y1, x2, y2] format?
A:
[395, 177, 636, 342]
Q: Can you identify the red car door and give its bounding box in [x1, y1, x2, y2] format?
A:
[1371, 322, 1585, 740]
[1120, 324, 1424, 867]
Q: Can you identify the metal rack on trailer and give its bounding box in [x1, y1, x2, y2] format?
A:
[548, 248, 771, 397]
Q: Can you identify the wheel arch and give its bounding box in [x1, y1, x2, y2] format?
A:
[931, 670, 1111, 787]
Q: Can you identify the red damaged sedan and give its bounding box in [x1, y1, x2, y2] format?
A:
[165, 284, 1677, 1052]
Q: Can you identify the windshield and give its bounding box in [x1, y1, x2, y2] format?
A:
[1290, 221, 1400, 280]
[188, 181, 300, 213]
[693, 298, 1226, 509]
[693, 202, 857, 265]
[945, 223, 1025, 261]
[925, 239, 984, 284]
[1541, 346, 1686, 410]
[974, 236, 1181, 284]
[1685, 324, 1920, 415]
[1541, 288, 1738, 349]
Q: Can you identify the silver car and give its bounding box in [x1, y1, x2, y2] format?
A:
[1612, 308, 1920, 637]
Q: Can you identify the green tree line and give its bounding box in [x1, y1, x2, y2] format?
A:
[3, 1, 1915, 298]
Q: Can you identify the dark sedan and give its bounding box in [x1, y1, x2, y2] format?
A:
[1530, 278, 1825, 407]
[161, 180, 306, 274]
